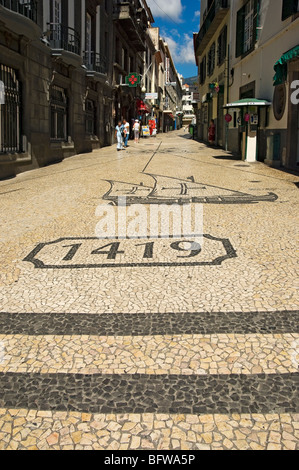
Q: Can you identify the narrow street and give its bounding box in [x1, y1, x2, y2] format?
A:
[0, 130, 298, 450]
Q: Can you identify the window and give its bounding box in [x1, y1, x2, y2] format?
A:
[121, 48, 125, 70]
[0, 65, 22, 154]
[129, 56, 134, 73]
[115, 37, 120, 64]
[217, 26, 227, 66]
[50, 85, 67, 141]
[207, 43, 215, 76]
[282, 0, 299, 20]
[200, 55, 206, 84]
[244, 0, 254, 53]
[86, 13, 92, 55]
[236, 0, 258, 57]
[85, 99, 96, 135]
[52, 0, 62, 23]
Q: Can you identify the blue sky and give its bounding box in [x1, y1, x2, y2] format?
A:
[147, 0, 201, 79]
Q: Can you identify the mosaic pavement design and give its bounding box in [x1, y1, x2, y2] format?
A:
[0, 131, 298, 450]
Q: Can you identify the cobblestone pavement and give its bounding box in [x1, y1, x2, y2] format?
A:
[0, 131, 298, 450]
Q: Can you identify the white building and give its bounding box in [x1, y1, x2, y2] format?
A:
[194, 0, 299, 169]
[227, 0, 299, 168]
[182, 84, 197, 126]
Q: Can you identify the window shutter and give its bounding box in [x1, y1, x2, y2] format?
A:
[236, 6, 245, 58]
[218, 26, 227, 65]
[253, 0, 259, 44]
[223, 26, 227, 62]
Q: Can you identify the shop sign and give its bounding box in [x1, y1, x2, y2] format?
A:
[145, 93, 158, 100]
[125, 73, 140, 87]
[142, 126, 150, 136]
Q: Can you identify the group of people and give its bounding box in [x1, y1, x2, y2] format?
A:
[115, 119, 141, 151]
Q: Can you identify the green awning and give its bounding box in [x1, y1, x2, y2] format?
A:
[273, 44, 299, 86]
[223, 98, 271, 108]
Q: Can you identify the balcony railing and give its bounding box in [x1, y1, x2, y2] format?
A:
[47, 23, 81, 56]
[0, 0, 37, 22]
[83, 51, 107, 75]
[195, 0, 229, 55]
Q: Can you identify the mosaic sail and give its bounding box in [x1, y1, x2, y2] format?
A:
[103, 174, 278, 205]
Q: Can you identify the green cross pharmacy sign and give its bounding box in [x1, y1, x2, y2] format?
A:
[125, 73, 141, 87]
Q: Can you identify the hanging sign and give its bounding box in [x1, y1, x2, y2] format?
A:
[125, 73, 141, 87]
[145, 93, 158, 100]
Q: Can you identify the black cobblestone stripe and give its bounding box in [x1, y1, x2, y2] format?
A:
[0, 311, 298, 336]
[0, 372, 298, 415]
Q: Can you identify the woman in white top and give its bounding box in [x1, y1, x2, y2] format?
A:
[133, 120, 140, 143]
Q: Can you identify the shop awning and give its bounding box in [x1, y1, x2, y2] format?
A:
[163, 110, 174, 119]
[136, 99, 151, 113]
[223, 98, 271, 108]
[273, 44, 299, 86]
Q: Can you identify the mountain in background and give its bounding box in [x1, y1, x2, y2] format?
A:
[183, 76, 198, 86]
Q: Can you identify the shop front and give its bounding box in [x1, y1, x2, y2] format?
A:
[224, 99, 271, 163]
[163, 110, 175, 132]
[274, 45, 299, 170]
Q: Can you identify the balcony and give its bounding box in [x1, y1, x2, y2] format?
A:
[113, 1, 146, 51]
[83, 51, 107, 76]
[195, 0, 229, 56]
[0, 0, 37, 22]
[47, 23, 81, 56]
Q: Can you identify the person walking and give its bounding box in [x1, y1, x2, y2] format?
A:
[123, 119, 130, 148]
[115, 120, 125, 151]
[208, 119, 216, 146]
[133, 119, 140, 143]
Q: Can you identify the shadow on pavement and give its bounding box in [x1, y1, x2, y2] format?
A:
[178, 134, 193, 139]
[213, 155, 241, 161]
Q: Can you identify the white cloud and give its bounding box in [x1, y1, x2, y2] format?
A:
[147, 0, 184, 22]
[164, 32, 195, 65]
[193, 10, 201, 29]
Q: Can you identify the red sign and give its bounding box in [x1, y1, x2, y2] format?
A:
[136, 99, 151, 113]
[225, 113, 232, 123]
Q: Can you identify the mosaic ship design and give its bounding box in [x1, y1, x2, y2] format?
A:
[103, 174, 278, 206]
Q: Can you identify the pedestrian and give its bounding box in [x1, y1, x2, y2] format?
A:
[133, 119, 140, 143]
[123, 119, 130, 147]
[115, 120, 125, 151]
[208, 119, 216, 146]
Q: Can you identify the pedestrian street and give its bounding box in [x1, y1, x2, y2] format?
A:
[0, 131, 298, 450]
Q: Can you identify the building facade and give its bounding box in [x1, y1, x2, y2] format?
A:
[194, 0, 299, 169]
[112, 0, 153, 129]
[0, 0, 185, 179]
[182, 83, 197, 127]
[194, 0, 230, 146]
[228, 0, 299, 168]
[0, 0, 115, 179]
[163, 42, 183, 132]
